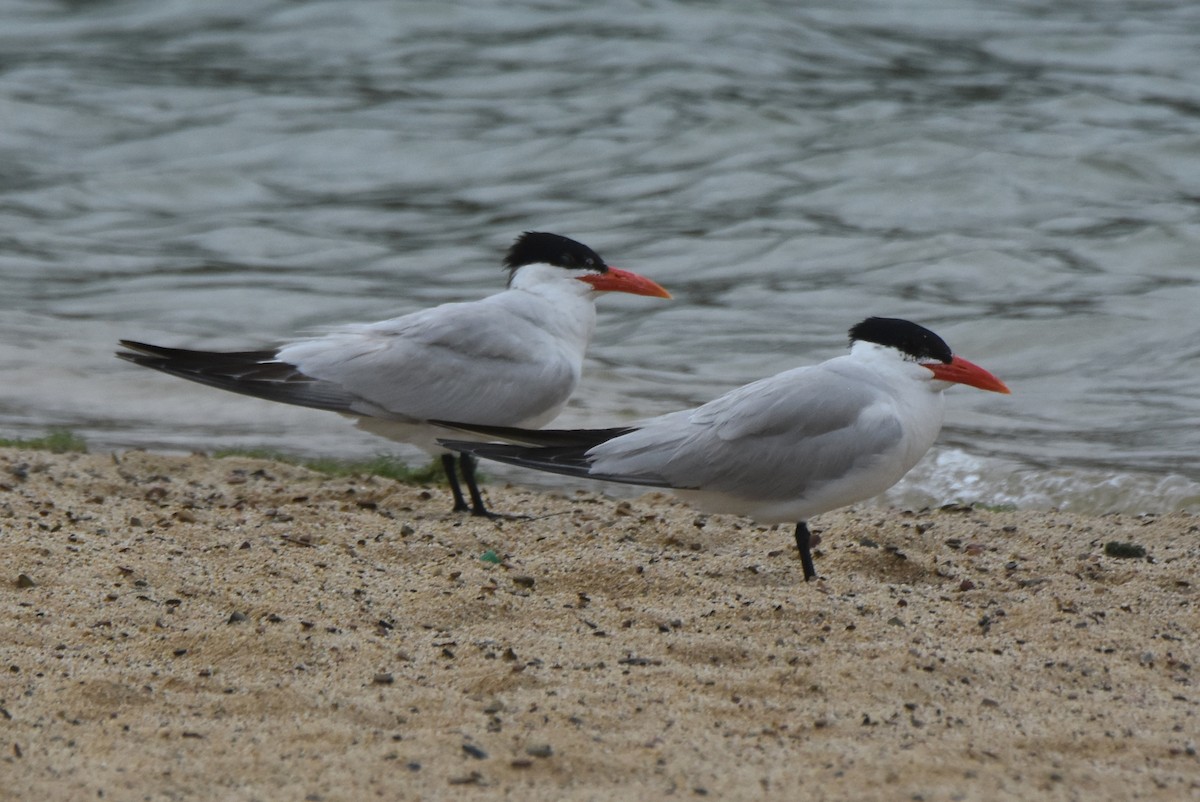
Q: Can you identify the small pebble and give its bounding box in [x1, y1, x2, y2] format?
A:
[227, 611, 248, 624]
[511, 575, 535, 589]
[15, 574, 36, 589]
[373, 673, 394, 685]
[1104, 541, 1147, 559]
[524, 743, 553, 758]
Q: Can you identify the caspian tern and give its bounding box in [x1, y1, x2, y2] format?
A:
[437, 317, 1010, 579]
[117, 231, 671, 517]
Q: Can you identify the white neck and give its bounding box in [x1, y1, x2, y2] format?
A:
[497, 262, 599, 353]
[508, 263, 594, 298]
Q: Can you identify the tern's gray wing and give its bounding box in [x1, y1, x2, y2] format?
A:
[588, 361, 905, 499]
[277, 298, 584, 426]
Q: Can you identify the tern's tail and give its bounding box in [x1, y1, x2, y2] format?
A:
[117, 340, 355, 413]
[436, 421, 668, 487]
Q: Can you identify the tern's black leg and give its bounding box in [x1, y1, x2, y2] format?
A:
[459, 453, 496, 518]
[794, 521, 818, 581]
[442, 454, 471, 513]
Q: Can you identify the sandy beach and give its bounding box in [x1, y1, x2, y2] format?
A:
[1, 446, 1196, 800]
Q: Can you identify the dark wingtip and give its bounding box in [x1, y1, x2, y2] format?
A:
[117, 340, 160, 359]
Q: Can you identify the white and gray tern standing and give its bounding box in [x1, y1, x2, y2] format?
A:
[118, 232, 671, 517]
[439, 317, 1010, 579]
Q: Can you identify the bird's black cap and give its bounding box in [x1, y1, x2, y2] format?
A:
[503, 232, 608, 275]
[849, 317, 953, 363]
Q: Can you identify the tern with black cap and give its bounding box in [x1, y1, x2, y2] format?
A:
[438, 317, 1010, 579]
[118, 232, 671, 517]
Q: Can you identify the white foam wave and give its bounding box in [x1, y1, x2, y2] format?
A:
[879, 448, 1200, 515]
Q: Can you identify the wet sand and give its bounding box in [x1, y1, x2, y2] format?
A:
[1, 447, 1196, 800]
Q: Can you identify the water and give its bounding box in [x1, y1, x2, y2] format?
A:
[3, 0, 1200, 514]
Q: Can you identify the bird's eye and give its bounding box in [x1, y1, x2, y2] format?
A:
[584, 258, 594, 267]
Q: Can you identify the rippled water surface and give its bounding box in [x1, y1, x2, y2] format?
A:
[4, 0, 1200, 513]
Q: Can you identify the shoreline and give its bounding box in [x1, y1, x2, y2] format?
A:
[2, 447, 1196, 800]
